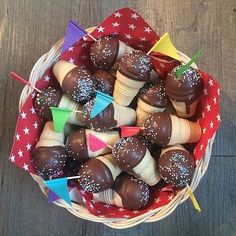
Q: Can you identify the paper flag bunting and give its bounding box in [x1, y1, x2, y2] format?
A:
[44, 177, 71, 205]
[62, 20, 87, 53]
[88, 133, 108, 152]
[91, 91, 114, 118]
[120, 126, 141, 137]
[187, 184, 201, 212]
[147, 33, 181, 61]
[50, 107, 72, 132]
[175, 48, 204, 78]
[48, 189, 60, 203]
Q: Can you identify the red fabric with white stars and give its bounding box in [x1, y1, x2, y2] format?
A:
[9, 7, 220, 219]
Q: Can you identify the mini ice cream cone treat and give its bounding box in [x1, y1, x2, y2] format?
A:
[53, 60, 96, 103]
[82, 99, 136, 131]
[31, 121, 68, 179]
[34, 87, 84, 125]
[90, 35, 133, 70]
[136, 81, 169, 126]
[78, 154, 121, 193]
[165, 66, 204, 118]
[112, 137, 161, 186]
[65, 128, 120, 162]
[114, 50, 152, 106]
[94, 69, 116, 95]
[159, 145, 195, 187]
[93, 173, 150, 210]
[143, 112, 202, 147]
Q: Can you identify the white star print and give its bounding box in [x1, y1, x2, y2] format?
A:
[118, 208, 125, 212]
[168, 195, 174, 201]
[112, 32, 119, 36]
[23, 127, 30, 135]
[131, 13, 139, 19]
[202, 112, 205, 118]
[217, 88, 220, 95]
[21, 112, 27, 119]
[16, 133, 20, 141]
[112, 22, 120, 27]
[203, 127, 207, 134]
[208, 78, 214, 87]
[82, 42, 88, 48]
[23, 163, 29, 171]
[80, 189, 86, 195]
[31, 92, 36, 98]
[114, 11, 122, 18]
[90, 199, 97, 203]
[144, 26, 152, 33]
[125, 34, 132, 40]
[206, 104, 211, 112]
[44, 76, 50, 82]
[68, 47, 74, 51]
[18, 150, 23, 158]
[160, 63, 165, 68]
[104, 204, 111, 208]
[26, 143, 32, 151]
[89, 203, 94, 209]
[155, 198, 160, 203]
[210, 121, 214, 128]
[124, 215, 130, 218]
[132, 210, 139, 214]
[69, 58, 74, 64]
[203, 88, 208, 95]
[138, 44, 144, 48]
[33, 121, 39, 129]
[140, 37, 147, 41]
[80, 54, 87, 60]
[97, 26, 105, 32]
[30, 107, 36, 114]
[213, 97, 217, 104]
[217, 114, 221, 121]
[129, 24, 136, 30]
[200, 144, 204, 150]
[9, 154, 15, 162]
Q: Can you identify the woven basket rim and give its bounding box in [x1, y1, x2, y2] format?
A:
[18, 27, 215, 229]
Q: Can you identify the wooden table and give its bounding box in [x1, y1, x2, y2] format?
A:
[0, 0, 235, 235]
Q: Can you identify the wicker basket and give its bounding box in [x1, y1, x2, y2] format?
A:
[19, 28, 215, 229]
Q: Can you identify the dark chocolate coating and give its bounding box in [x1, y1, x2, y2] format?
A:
[165, 66, 204, 104]
[62, 66, 96, 103]
[112, 174, 149, 210]
[32, 146, 68, 179]
[118, 50, 152, 81]
[78, 158, 114, 193]
[34, 87, 62, 121]
[143, 113, 172, 147]
[65, 128, 89, 162]
[64, 159, 81, 177]
[90, 36, 119, 69]
[82, 99, 117, 131]
[139, 81, 169, 108]
[158, 149, 195, 187]
[112, 137, 146, 171]
[94, 70, 116, 95]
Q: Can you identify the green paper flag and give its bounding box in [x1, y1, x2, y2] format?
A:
[50, 107, 72, 132]
[175, 48, 204, 78]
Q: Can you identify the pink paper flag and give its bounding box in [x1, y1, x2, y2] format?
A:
[120, 126, 141, 137]
[88, 133, 108, 152]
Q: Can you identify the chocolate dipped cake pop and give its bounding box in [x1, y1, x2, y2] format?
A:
[34, 87, 83, 125]
[31, 121, 68, 179]
[112, 137, 161, 186]
[165, 66, 204, 118]
[78, 154, 121, 193]
[90, 35, 133, 70]
[113, 50, 152, 106]
[65, 128, 119, 162]
[82, 99, 136, 131]
[94, 69, 116, 95]
[143, 112, 202, 147]
[53, 60, 96, 103]
[159, 145, 195, 187]
[93, 173, 150, 210]
[136, 81, 169, 126]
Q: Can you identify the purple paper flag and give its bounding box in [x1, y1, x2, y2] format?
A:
[62, 20, 87, 52]
[48, 189, 60, 203]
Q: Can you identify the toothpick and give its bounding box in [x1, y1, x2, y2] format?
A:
[87, 33, 98, 42]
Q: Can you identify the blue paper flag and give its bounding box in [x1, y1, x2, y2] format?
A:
[48, 189, 60, 203]
[44, 178, 71, 205]
[62, 20, 87, 52]
[91, 91, 114, 118]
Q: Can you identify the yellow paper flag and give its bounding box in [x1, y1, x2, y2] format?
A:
[187, 184, 201, 212]
[147, 33, 181, 61]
